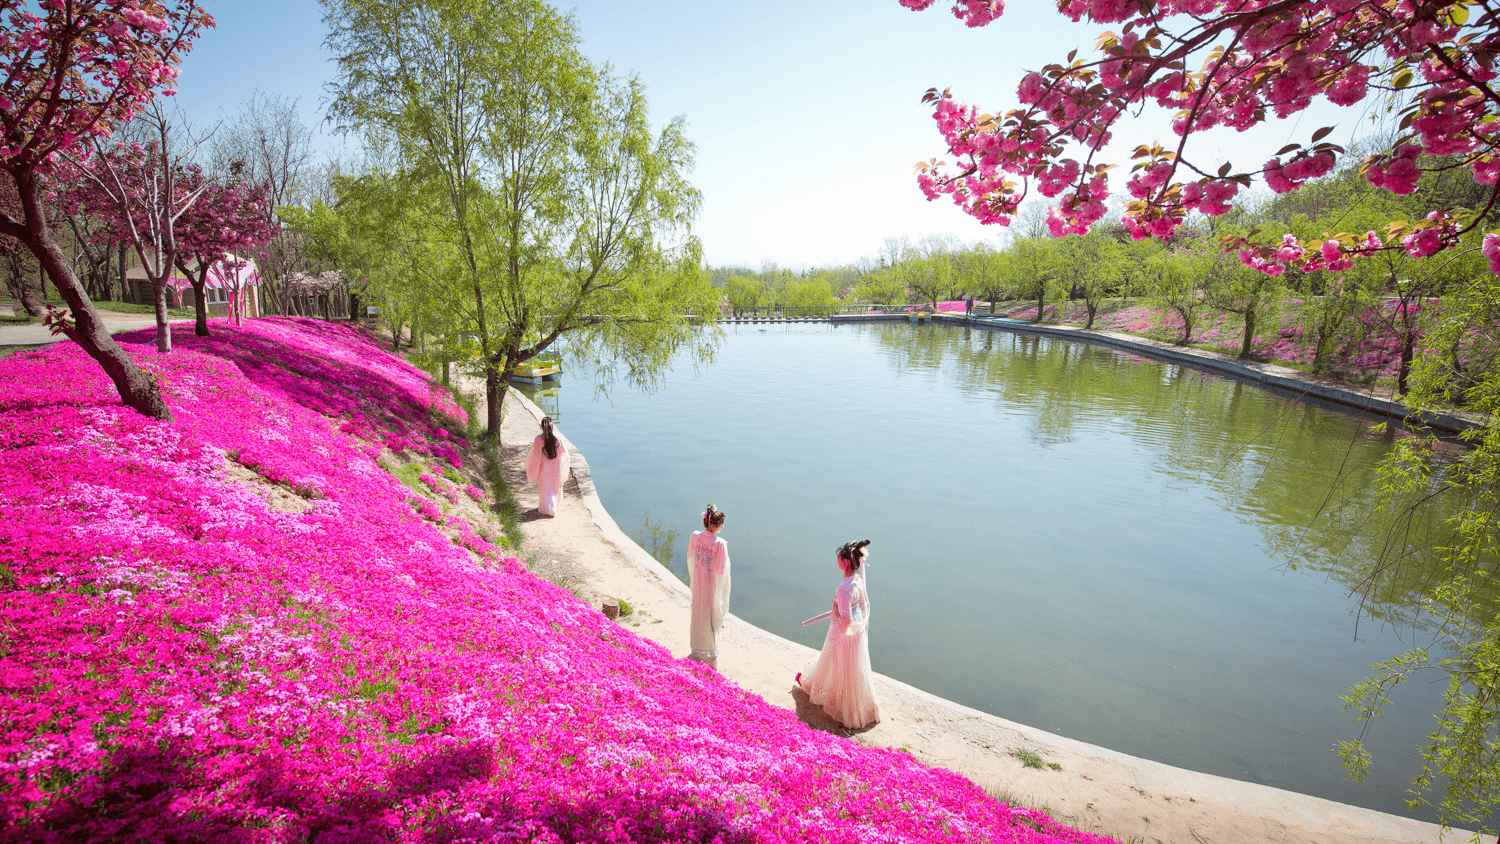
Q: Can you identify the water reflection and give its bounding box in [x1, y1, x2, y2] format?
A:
[631, 508, 679, 570]
[874, 323, 1461, 631]
[512, 381, 562, 422]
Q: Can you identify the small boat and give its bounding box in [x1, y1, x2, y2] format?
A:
[509, 362, 561, 384]
[907, 312, 931, 325]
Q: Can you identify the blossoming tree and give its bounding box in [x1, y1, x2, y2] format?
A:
[59, 103, 215, 353]
[172, 173, 279, 336]
[0, 0, 211, 419]
[900, 0, 1500, 275]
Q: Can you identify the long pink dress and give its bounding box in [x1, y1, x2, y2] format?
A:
[799, 567, 881, 729]
[524, 435, 570, 516]
[687, 530, 731, 663]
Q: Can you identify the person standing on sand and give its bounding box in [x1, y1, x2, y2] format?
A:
[797, 540, 881, 729]
[524, 416, 570, 517]
[687, 505, 731, 668]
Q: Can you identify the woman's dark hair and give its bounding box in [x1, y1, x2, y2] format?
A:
[703, 505, 726, 530]
[837, 539, 871, 572]
[540, 416, 560, 460]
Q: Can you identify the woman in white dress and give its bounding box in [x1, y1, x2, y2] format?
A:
[687, 505, 731, 668]
[524, 416, 569, 517]
[797, 540, 881, 729]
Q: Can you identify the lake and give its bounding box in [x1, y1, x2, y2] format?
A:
[546, 320, 1461, 822]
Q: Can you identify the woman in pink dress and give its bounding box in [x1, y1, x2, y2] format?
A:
[686, 505, 731, 668]
[524, 416, 569, 517]
[797, 540, 881, 729]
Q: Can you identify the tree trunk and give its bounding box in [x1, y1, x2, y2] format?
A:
[1034, 291, 1045, 323]
[28, 230, 173, 421]
[190, 279, 210, 337]
[117, 243, 130, 303]
[1085, 302, 1097, 329]
[1313, 330, 1332, 374]
[152, 280, 172, 353]
[1175, 305, 1193, 344]
[1238, 309, 1256, 359]
[1398, 334, 1415, 395]
[19, 283, 43, 318]
[484, 361, 506, 443]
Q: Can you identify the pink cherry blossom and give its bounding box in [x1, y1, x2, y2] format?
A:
[898, 0, 1500, 273]
[1483, 232, 1500, 274]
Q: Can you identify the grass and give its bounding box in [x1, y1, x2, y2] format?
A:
[93, 300, 195, 318]
[433, 379, 522, 552]
[479, 437, 521, 551]
[1016, 748, 1046, 769]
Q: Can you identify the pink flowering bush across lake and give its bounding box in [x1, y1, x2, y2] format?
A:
[1, 317, 1112, 843]
[997, 299, 1461, 385]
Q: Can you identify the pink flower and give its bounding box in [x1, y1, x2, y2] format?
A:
[1366, 144, 1423, 195]
[1483, 232, 1500, 275]
[1274, 233, 1306, 263]
[1320, 240, 1353, 272]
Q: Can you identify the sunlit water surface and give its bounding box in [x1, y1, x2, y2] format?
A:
[542, 321, 1462, 822]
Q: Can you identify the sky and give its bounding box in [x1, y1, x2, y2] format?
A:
[169, 0, 1374, 272]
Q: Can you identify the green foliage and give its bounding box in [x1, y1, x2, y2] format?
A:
[1007, 237, 1064, 319]
[1338, 262, 1500, 834]
[479, 437, 520, 551]
[393, 462, 426, 493]
[1015, 748, 1045, 769]
[87, 300, 194, 319]
[321, 0, 719, 435]
[713, 263, 843, 315]
[1053, 230, 1133, 328]
[854, 267, 912, 307]
[1142, 249, 1203, 343]
[1200, 229, 1286, 359]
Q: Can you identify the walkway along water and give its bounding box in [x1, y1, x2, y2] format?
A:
[492, 379, 1487, 844]
[830, 312, 1480, 437]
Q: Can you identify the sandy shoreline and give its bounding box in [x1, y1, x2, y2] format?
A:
[495, 385, 1485, 844]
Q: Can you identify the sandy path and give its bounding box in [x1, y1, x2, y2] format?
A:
[494, 388, 1482, 844]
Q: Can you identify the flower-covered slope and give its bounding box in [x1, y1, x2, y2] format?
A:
[1, 318, 1113, 843]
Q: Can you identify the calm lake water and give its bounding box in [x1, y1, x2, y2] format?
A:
[545, 321, 1462, 822]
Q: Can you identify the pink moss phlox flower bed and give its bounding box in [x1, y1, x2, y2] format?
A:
[1008, 301, 1467, 383]
[1, 318, 1113, 843]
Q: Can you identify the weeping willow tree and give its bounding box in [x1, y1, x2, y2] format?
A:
[322, 0, 718, 438]
[1336, 253, 1500, 836]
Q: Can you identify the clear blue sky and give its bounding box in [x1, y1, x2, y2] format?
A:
[170, 0, 1367, 271]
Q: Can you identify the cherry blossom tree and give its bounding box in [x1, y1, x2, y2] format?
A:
[900, 0, 1500, 276]
[172, 172, 278, 335]
[0, 0, 212, 419]
[59, 103, 213, 353]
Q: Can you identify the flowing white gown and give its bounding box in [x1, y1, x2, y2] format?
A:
[524, 435, 570, 517]
[687, 529, 731, 663]
[799, 567, 881, 729]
